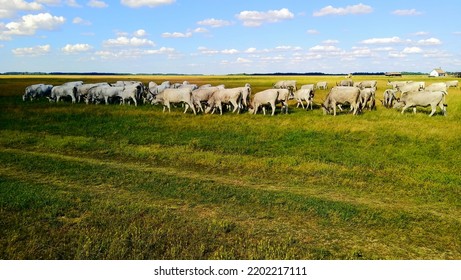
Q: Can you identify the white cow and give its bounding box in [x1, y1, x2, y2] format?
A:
[293, 88, 314, 110]
[75, 83, 109, 103]
[445, 80, 458, 88]
[23, 84, 53, 101]
[316, 81, 328, 90]
[249, 89, 279, 116]
[205, 88, 243, 115]
[191, 87, 220, 112]
[359, 87, 376, 110]
[393, 90, 447, 116]
[322, 86, 361, 116]
[382, 89, 397, 108]
[49, 85, 77, 103]
[273, 80, 297, 91]
[154, 88, 196, 115]
[425, 82, 448, 92]
[119, 85, 138, 106]
[396, 82, 424, 95]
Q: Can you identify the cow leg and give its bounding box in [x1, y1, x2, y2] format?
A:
[429, 105, 437, 117]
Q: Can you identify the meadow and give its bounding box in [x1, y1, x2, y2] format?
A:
[0, 74, 460, 260]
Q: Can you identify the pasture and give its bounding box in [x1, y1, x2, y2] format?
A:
[1, 75, 460, 260]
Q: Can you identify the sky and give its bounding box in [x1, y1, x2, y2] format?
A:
[1, 0, 461, 74]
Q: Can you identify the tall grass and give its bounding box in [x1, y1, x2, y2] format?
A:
[1, 75, 461, 259]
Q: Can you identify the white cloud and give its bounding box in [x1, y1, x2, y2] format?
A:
[66, 0, 81, 7]
[306, 29, 319, 35]
[275, 45, 302, 51]
[0, 0, 43, 18]
[95, 47, 176, 59]
[236, 8, 294, 27]
[222, 48, 239, 54]
[12, 44, 50, 56]
[121, 0, 175, 8]
[313, 3, 373, 17]
[322, 39, 339, 45]
[197, 18, 232, 28]
[392, 9, 422, 16]
[309, 45, 342, 52]
[193, 27, 208, 33]
[73, 17, 91, 25]
[62, 43, 92, 53]
[197, 47, 240, 55]
[412, 31, 429, 36]
[402, 47, 422, 54]
[236, 57, 252, 63]
[133, 29, 147, 37]
[103, 36, 155, 47]
[361, 36, 405, 44]
[87, 0, 108, 8]
[1, 13, 65, 40]
[161, 32, 192, 38]
[417, 37, 441, 45]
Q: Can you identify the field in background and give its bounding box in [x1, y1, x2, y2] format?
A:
[1, 75, 460, 260]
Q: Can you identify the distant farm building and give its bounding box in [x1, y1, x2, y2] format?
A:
[385, 72, 402, 77]
[429, 68, 446, 77]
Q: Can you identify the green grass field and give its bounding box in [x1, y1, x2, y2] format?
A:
[1, 75, 460, 260]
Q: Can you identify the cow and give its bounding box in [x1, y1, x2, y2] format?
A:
[49, 85, 77, 103]
[90, 86, 124, 105]
[321, 86, 361, 116]
[249, 89, 279, 116]
[382, 89, 397, 108]
[445, 80, 458, 88]
[293, 88, 314, 110]
[337, 79, 353, 87]
[359, 87, 376, 110]
[396, 82, 425, 95]
[153, 88, 196, 115]
[273, 80, 297, 91]
[316, 81, 328, 90]
[191, 87, 220, 112]
[355, 80, 377, 89]
[205, 88, 243, 115]
[393, 90, 447, 116]
[75, 83, 109, 103]
[425, 82, 448, 92]
[23, 84, 53, 101]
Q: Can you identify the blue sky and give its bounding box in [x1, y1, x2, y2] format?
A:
[1, 0, 460, 74]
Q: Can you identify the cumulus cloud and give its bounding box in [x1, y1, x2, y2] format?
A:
[236, 8, 294, 27]
[162, 31, 192, 38]
[133, 29, 147, 37]
[1, 13, 65, 40]
[61, 43, 92, 53]
[12, 44, 50, 56]
[103, 36, 155, 47]
[87, 0, 108, 8]
[417, 37, 441, 45]
[361, 36, 405, 44]
[392, 9, 422, 16]
[402, 47, 422, 54]
[309, 45, 342, 52]
[313, 3, 373, 16]
[73, 17, 91, 25]
[121, 0, 175, 8]
[306, 29, 319, 34]
[197, 18, 232, 28]
[197, 47, 240, 55]
[95, 47, 176, 59]
[0, 0, 43, 18]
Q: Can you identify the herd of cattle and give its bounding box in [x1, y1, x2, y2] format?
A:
[22, 78, 459, 117]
